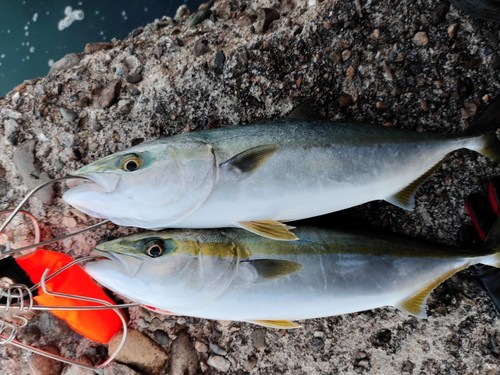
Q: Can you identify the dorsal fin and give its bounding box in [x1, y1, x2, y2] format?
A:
[287, 101, 323, 121]
[386, 162, 442, 210]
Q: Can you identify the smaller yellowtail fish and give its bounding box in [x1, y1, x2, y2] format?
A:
[63, 100, 500, 241]
[85, 226, 500, 329]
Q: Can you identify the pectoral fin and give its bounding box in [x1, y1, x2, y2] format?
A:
[386, 162, 442, 210]
[243, 259, 303, 279]
[221, 144, 278, 178]
[247, 320, 302, 329]
[239, 220, 299, 241]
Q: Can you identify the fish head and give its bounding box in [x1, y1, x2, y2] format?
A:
[63, 139, 217, 228]
[85, 230, 238, 311]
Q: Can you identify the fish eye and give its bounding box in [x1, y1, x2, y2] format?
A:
[145, 241, 164, 258]
[120, 154, 142, 172]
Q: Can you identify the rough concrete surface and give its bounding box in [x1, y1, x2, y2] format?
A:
[0, 0, 499, 374]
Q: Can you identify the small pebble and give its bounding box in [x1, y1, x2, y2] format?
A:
[126, 71, 143, 84]
[4, 118, 19, 144]
[243, 355, 258, 372]
[194, 341, 208, 353]
[339, 93, 353, 107]
[251, 329, 266, 350]
[60, 107, 78, 123]
[92, 80, 121, 109]
[103, 363, 140, 375]
[341, 49, 352, 61]
[255, 8, 280, 33]
[209, 342, 227, 356]
[62, 216, 77, 228]
[28, 344, 63, 375]
[346, 66, 356, 78]
[108, 329, 168, 375]
[169, 331, 199, 375]
[214, 50, 225, 74]
[1, 108, 23, 120]
[193, 39, 210, 57]
[447, 23, 459, 39]
[189, 9, 212, 27]
[175, 5, 190, 21]
[84, 42, 113, 54]
[413, 31, 429, 46]
[207, 355, 231, 372]
[61, 355, 94, 375]
[153, 329, 170, 346]
[49, 53, 80, 75]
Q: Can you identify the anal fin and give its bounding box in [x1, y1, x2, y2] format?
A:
[239, 220, 299, 241]
[395, 267, 466, 318]
[386, 162, 442, 210]
[247, 320, 302, 329]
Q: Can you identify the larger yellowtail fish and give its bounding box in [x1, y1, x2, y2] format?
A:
[85, 226, 500, 329]
[64, 102, 500, 240]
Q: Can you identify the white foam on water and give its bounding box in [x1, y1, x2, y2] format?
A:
[58, 6, 85, 31]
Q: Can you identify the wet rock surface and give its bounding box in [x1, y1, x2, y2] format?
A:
[0, 0, 499, 374]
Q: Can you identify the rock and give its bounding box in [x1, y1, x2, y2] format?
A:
[153, 329, 170, 346]
[447, 23, 459, 39]
[61, 355, 95, 375]
[59, 107, 78, 123]
[4, 118, 19, 145]
[126, 71, 143, 84]
[207, 355, 231, 372]
[13, 140, 54, 205]
[92, 80, 121, 109]
[175, 5, 190, 21]
[193, 39, 210, 57]
[84, 42, 113, 54]
[169, 331, 199, 375]
[103, 362, 140, 375]
[28, 344, 63, 375]
[214, 50, 225, 74]
[413, 31, 429, 46]
[339, 93, 353, 107]
[490, 53, 500, 70]
[49, 53, 80, 75]
[209, 342, 227, 356]
[108, 329, 168, 375]
[194, 341, 208, 353]
[255, 8, 280, 33]
[251, 329, 266, 350]
[1, 108, 23, 120]
[189, 9, 212, 27]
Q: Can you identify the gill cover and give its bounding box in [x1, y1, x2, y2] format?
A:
[65, 139, 217, 228]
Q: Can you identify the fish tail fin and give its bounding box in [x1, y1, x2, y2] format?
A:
[464, 96, 500, 161]
[476, 131, 500, 162]
[471, 265, 500, 313]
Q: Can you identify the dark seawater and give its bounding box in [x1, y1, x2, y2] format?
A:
[0, 0, 204, 96]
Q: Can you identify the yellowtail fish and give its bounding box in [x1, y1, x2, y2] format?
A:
[64, 102, 500, 240]
[84, 226, 500, 329]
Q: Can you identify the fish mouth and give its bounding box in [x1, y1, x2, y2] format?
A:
[90, 248, 144, 277]
[67, 172, 121, 194]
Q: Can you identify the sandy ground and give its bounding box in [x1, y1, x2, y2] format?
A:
[0, 0, 499, 374]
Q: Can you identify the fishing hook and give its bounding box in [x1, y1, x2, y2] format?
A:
[0, 176, 110, 257]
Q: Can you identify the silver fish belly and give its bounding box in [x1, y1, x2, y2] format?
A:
[84, 227, 500, 328]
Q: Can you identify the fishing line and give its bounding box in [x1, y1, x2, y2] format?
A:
[0, 176, 110, 257]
